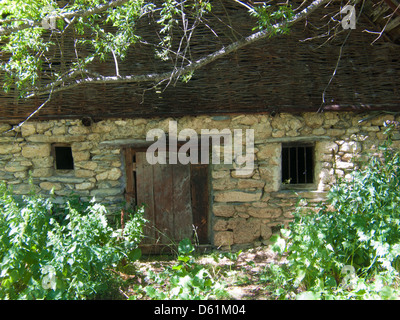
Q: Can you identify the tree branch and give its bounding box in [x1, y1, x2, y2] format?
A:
[0, 0, 130, 36]
[28, 0, 330, 98]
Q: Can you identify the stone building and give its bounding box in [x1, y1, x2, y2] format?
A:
[0, 1, 400, 251]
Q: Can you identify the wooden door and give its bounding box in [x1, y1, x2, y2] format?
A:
[125, 149, 209, 248]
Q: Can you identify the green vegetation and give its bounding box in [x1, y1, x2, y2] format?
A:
[265, 130, 400, 300]
[0, 184, 146, 299]
[0, 0, 298, 101]
[130, 238, 230, 300]
[2, 130, 400, 300]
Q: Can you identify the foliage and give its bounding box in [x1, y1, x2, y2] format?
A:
[131, 238, 229, 300]
[0, 184, 146, 299]
[0, 0, 299, 99]
[0, 0, 212, 96]
[267, 133, 400, 299]
[250, 3, 294, 35]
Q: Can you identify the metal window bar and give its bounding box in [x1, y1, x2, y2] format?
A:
[304, 146, 307, 184]
[287, 147, 291, 183]
[294, 147, 299, 183]
[283, 145, 313, 184]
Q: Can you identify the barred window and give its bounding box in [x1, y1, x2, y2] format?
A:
[281, 143, 314, 185]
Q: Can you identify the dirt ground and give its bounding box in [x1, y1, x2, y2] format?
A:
[120, 245, 287, 300]
[197, 246, 286, 299]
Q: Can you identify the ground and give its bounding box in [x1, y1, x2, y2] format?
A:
[116, 245, 287, 300]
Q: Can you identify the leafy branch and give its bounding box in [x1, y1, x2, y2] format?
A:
[1, 0, 330, 101]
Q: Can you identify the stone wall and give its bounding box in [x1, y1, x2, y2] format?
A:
[0, 112, 399, 249]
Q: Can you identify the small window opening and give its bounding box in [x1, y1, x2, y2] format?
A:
[54, 146, 74, 170]
[282, 144, 314, 185]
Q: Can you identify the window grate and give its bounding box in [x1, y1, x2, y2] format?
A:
[282, 144, 314, 184]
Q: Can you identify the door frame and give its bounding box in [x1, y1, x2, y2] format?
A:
[122, 145, 211, 252]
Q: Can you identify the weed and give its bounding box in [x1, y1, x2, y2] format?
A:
[267, 131, 400, 299]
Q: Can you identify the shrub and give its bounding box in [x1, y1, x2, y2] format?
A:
[269, 132, 400, 299]
[0, 184, 146, 300]
[133, 238, 229, 300]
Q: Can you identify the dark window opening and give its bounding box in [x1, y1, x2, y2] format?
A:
[282, 144, 314, 184]
[54, 146, 74, 170]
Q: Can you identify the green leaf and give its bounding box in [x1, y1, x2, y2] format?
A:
[178, 255, 190, 264]
[296, 291, 320, 300]
[127, 248, 141, 262]
[145, 286, 156, 297]
[178, 238, 194, 255]
[380, 286, 395, 300]
[271, 236, 286, 254]
[172, 264, 183, 271]
[325, 275, 337, 288]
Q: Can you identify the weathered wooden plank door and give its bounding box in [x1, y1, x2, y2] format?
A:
[128, 150, 208, 248]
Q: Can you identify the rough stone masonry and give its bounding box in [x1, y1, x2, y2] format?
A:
[0, 111, 399, 250]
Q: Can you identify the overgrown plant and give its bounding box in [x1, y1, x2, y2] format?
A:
[133, 238, 228, 300]
[0, 184, 146, 299]
[268, 126, 400, 299]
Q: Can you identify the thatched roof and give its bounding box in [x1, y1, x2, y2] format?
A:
[0, 0, 399, 121]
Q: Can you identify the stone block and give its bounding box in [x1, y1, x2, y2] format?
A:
[73, 151, 90, 162]
[71, 142, 93, 151]
[92, 121, 113, 133]
[316, 141, 339, 154]
[271, 114, 303, 131]
[42, 176, 86, 183]
[75, 182, 95, 190]
[236, 179, 265, 189]
[26, 134, 85, 143]
[231, 115, 259, 126]
[36, 122, 53, 133]
[229, 218, 261, 244]
[211, 170, 230, 179]
[248, 206, 282, 219]
[39, 182, 62, 191]
[0, 124, 12, 133]
[253, 123, 273, 142]
[21, 124, 36, 137]
[96, 168, 121, 181]
[214, 190, 262, 202]
[90, 188, 122, 198]
[231, 168, 255, 178]
[52, 126, 66, 135]
[213, 219, 228, 231]
[0, 144, 21, 155]
[326, 129, 346, 137]
[12, 184, 39, 195]
[371, 114, 394, 126]
[212, 178, 237, 190]
[256, 143, 280, 161]
[260, 224, 272, 240]
[14, 172, 27, 179]
[311, 128, 326, 136]
[32, 157, 53, 168]
[5, 162, 29, 172]
[31, 168, 53, 177]
[304, 113, 324, 128]
[214, 232, 234, 247]
[335, 161, 354, 169]
[213, 204, 235, 217]
[22, 144, 51, 158]
[340, 141, 361, 153]
[272, 130, 285, 138]
[68, 126, 89, 135]
[75, 169, 96, 178]
[75, 161, 98, 171]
